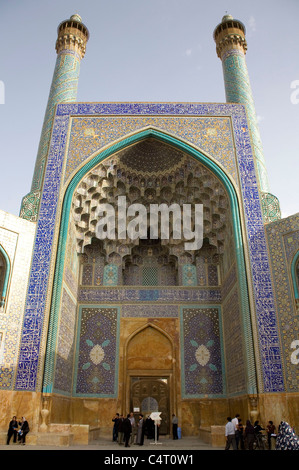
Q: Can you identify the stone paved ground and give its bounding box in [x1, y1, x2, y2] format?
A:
[0, 435, 221, 451]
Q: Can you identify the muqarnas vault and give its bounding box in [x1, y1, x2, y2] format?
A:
[0, 13, 298, 446]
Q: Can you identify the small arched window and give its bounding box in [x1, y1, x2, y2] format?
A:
[296, 258, 299, 310]
[291, 251, 299, 310]
[0, 246, 10, 309]
[0, 255, 5, 305]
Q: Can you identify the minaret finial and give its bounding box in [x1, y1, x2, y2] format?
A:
[56, 14, 89, 59]
[213, 15, 247, 59]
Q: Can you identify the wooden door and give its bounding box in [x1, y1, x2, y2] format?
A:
[131, 377, 169, 434]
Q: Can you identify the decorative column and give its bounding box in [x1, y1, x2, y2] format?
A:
[213, 15, 280, 223]
[20, 14, 89, 221]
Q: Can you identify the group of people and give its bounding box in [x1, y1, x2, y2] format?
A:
[112, 412, 165, 447]
[225, 414, 275, 450]
[225, 414, 299, 450]
[7, 416, 30, 445]
[112, 412, 145, 447]
[225, 414, 277, 450]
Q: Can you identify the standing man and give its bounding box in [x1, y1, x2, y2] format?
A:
[118, 414, 124, 445]
[129, 412, 136, 445]
[136, 414, 145, 446]
[112, 413, 119, 442]
[232, 413, 240, 449]
[172, 413, 179, 439]
[225, 417, 237, 450]
[123, 414, 132, 447]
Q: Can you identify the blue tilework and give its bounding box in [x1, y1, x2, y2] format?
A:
[182, 264, 198, 286]
[73, 306, 119, 397]
[180, 306, 225, 397]
[14, 102, 284, 393]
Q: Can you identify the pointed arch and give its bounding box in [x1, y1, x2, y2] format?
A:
[0, 244, 10, 308]
[124, 322, 175, 358]
[122, 322, 176, 421]
[42, 127, 255, 395]
[291, 250, 299, 301]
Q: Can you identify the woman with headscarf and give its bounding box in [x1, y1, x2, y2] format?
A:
[244, 420, 255, 450]
[18, 417, 30, 445]
[275, 421, 299, 450]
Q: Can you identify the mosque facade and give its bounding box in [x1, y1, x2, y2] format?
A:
[0, 14, 298, 445]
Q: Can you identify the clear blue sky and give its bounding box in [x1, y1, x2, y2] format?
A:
[0, 0, 298, 218]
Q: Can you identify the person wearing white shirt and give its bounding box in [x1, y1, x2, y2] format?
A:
[225, 417, 237, 450]
[232, 414, 240, 449]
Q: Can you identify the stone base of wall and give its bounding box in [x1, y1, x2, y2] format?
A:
[1, 424, 101, 447]
[199, 425, 226, 447]
[1, 390, 298, 447]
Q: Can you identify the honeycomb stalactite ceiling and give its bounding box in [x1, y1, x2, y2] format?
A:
[72, 138, 231, 258]
[115, 138, 185, 174]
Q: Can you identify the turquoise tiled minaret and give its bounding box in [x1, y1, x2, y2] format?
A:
[214, 15, 281, 223]
[20, 14, 89, 221]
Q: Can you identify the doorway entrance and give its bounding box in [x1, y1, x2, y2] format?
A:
[123, 323, 176, 435]
[130, 376, 170, 434]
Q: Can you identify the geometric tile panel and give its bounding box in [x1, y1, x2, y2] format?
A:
[208, 265, 218, 286]
[0, 212, 36, 390]
[222, 289, 247, 395]
[182, 264, 197, 286]
[103, 264, 118, 286]
[73, 306, 119, 397]
[265, 214, 299, 392]
[142, 266, 158, 286]
[180, 306, 224, 397]
[261, 192, 281, 224]
[53, 287, 77, 395]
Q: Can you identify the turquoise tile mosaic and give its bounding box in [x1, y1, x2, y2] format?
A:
[14, 102, 284, 395]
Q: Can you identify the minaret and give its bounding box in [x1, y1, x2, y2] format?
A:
[213, 14, 280, 222]
[20, 14, 89, 221]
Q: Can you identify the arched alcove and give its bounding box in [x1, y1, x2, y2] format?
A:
[291, 251, 299, 310]
[42, 127, 255, 431]
[0, 245, 10, 310]
[123, 323, 176, 434]
[126, 324, 174, 371]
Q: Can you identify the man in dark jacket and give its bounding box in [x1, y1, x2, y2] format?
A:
[123, 414, 132, 447]
[112, 413, 120, 442]
[7, 416, 18, 445]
